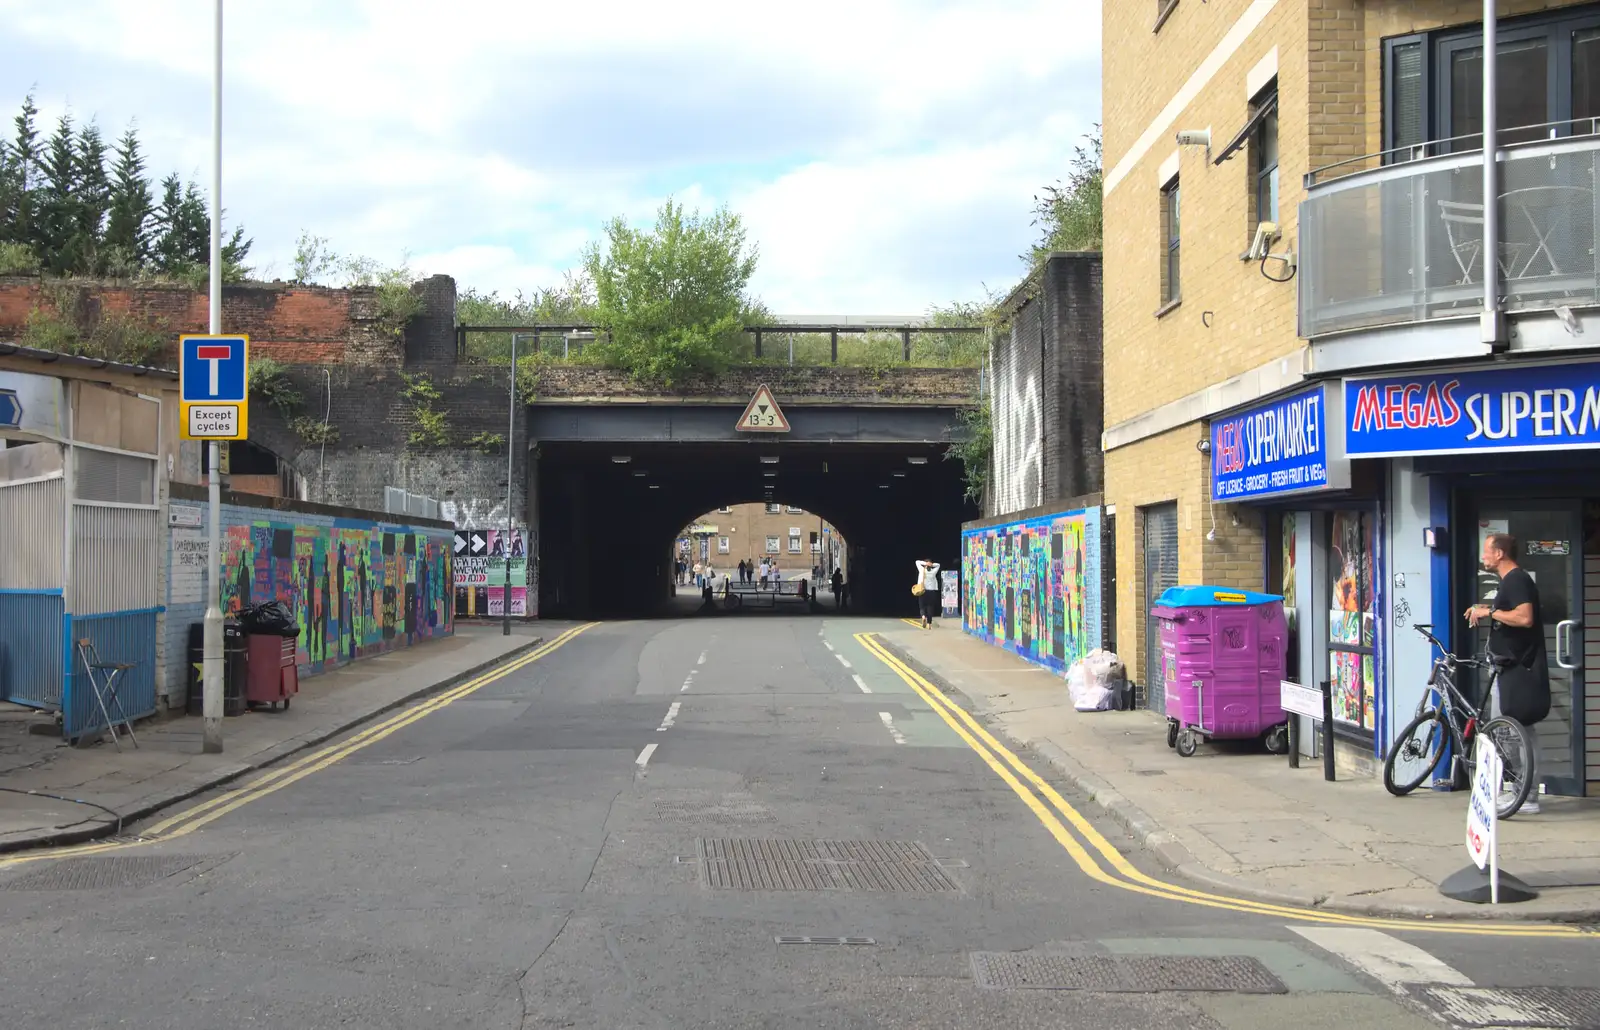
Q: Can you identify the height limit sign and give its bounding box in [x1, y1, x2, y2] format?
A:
[179, 334, 250, 441]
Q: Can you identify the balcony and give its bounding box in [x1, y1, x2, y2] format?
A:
[1299, 125, 1600, 365]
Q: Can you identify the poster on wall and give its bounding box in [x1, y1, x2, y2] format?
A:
[960, 506, 1102, 675]
[1328, 510, 1376, 732]
[940, 571, 959, 618]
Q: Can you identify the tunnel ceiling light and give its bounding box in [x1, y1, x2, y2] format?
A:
[760, 456, 779, 464]
[906, 456, 928, 465]
[893, 471, 906, 477]
[763, 472, 776, 477]
[633, 471, 647, 477]
[612, 455, 631, 464]
[879, 484, 890, 489]
[648, 484, 660, 489]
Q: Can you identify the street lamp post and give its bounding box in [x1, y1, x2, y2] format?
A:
[201, 0, 225, 754]
[503, 333, 518, 636]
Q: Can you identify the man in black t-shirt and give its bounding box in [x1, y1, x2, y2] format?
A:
[1465, 531, 1550, 814]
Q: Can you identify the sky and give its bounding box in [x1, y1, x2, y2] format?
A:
[0, 1, 1102, 315]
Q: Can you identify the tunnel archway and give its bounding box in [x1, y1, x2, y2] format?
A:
[672, 501, 849, 580]
[534, 440, 975, 618]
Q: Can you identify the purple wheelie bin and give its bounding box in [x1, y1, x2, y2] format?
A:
[1151, 585, 1290, 758]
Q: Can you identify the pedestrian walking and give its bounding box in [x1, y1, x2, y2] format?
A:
[831, 568, 844, 609]
[914, 559, 941, 629]
[1465, 532, 1551, 815]
[759, 558, 770, 590]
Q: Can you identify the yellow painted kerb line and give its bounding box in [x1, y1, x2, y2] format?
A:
[854, 632, 1594, 939]
[0, 623, 598, 870]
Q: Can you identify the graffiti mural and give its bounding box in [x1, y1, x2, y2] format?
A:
[220, 519, 454, 673]
[962, 506, 1102, 674]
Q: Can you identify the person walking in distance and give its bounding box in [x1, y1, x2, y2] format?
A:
[914, 559, 941, 629]
[1464, 532, 1551, 815]
[831, 567, 844, 610]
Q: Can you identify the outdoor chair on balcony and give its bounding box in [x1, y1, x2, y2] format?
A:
[73, 638, 140, 751]
[1439, 199, 1526, 285]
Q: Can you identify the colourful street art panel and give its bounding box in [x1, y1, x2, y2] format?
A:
[220, 518, 454, 674]
[962, 506, 1102, 674]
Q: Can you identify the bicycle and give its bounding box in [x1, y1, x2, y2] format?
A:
[1382, 623, 1538, 819]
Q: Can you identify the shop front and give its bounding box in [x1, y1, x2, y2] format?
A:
[1345, 359, 1600, 798]
[1210, 383, 1387, 770]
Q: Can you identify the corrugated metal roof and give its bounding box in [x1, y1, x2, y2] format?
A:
[0, 341, 179, 380]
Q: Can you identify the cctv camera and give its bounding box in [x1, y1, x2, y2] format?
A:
[1196, 438, 1212, 454]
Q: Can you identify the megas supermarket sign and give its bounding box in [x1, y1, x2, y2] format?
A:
[1345, 361, 1600, 457]
[1210, 384, 1350, 501]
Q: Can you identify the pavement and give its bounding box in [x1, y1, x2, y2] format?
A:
[880, 619, 1600, 922]
[1, 614, 1597, 1029]
[0, 623, 549, 853]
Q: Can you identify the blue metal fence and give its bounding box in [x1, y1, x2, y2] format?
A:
[65, 607, 158, 741]
[0, 589, 65, 712]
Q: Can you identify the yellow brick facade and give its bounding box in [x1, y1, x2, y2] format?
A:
[1102, 0, 1595, 683]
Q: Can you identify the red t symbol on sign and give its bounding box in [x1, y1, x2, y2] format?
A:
[196, 344, 232, 397]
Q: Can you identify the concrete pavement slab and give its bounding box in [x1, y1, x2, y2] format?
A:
[879, 623, 1600, 922]
[0, 624, 551, 853]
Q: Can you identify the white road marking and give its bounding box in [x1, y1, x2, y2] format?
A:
[635, 743, 658, 767]
[657, 702, 681, 731]
[852, 675, 872, 694]
[1289, 927, 1473, 990]
[878, 712, 907, 745]
[835, 654, 852, 668]
[1423, 986, 1571, 1027]
[697, 651, 707, 665]
[823, 641, 835, 651]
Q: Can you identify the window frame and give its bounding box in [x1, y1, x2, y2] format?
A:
[1160, 179, 1182, 307]
[765, 536, 780, 553]
[1382, 5, 1600, 155]
[788, 534, 802, 553]
[1253, 92, 1279, 228]
[717, 536, 730, 554]
[765, 502, 781, 514]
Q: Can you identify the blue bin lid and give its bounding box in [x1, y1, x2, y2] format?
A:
[1155, 585, 1283, 608]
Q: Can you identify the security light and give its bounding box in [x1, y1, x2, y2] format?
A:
[763, 472, 776, 477]
[648, 484, 660, 489]
[906, 457, 928, 465]
[760, 456, 779, 464]
[893, 472, 906, 477]
[633, 471, 646, 477]
[612, 455, 631, 464]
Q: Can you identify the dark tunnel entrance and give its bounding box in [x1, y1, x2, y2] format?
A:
[534, 440, 976, 618]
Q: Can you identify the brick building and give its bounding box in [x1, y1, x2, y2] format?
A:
[677, 502, 844, 579]
[1104, 0, 1600, 793]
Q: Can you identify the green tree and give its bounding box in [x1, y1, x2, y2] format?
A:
[71, 120, 111, 273]
[104, 126, 154, 273]
[0, 94, 41, 250]
[1027, 124, 1102, 266]
[35, 113, 80, 273]
[583, 199, 761, 385]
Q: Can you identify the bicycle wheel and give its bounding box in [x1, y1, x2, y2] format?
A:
[1384, 708, 1449, 796]
[1481, 717, 1536, 818]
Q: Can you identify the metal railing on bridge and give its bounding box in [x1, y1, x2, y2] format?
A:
[455, 323, 989, 367]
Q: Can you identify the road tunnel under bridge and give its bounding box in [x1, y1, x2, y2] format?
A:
[529, 402, 976, 618]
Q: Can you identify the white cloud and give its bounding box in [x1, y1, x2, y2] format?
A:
[0, 0, 1101, 310]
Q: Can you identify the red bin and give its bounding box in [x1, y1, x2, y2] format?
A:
[244, 632, 299, 709]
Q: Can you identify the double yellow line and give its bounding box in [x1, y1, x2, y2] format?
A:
[855, 631, 1594, 939]
[0, 623, 598, 870]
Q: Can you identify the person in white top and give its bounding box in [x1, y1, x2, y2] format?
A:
[915, 560, 941, 629]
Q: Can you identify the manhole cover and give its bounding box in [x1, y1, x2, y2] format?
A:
[2, 854, 206, 891]
[699, 838, 960, 892]
[970, 953, 1285, 994]
[1413, 985, 1600, 1027]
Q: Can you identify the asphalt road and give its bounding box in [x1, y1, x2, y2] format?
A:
[1, 615, 1597, 1030]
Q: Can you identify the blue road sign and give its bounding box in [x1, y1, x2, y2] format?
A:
[180, 335, 248, 403]
[0, 388, 20, 430]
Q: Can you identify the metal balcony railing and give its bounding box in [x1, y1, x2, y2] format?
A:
[1300, 122, 1600, 339]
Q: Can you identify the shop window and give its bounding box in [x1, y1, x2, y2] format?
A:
[1328, 511, 1376, 734]
[1269, 511, 1300, 684]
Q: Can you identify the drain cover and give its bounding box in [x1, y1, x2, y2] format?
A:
[970, 952, 1285, 994]
[2, 854, 205, 891]
[699, 838, 960, 892]
[775, 936, 876, 945]
[1413, 985, 1600, 1028]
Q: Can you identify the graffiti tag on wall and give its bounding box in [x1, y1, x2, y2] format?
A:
[961, 506, 1102, 674]
[221, 519, 454, 673]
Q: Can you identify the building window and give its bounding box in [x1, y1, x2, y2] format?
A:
[1328, 510, 1376, 735]
[1160, 180, 1181, 305]
[1385, 7, 1600, 155]
[1253, 89, 1279, 228]
[786, 505, 804, 514]
[718, 536, 729, 554]
[765, 502, 781, 514]
[788, 534, 802, 553]
[717, 506, 731, 514]
[766, 536, 780, 553]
